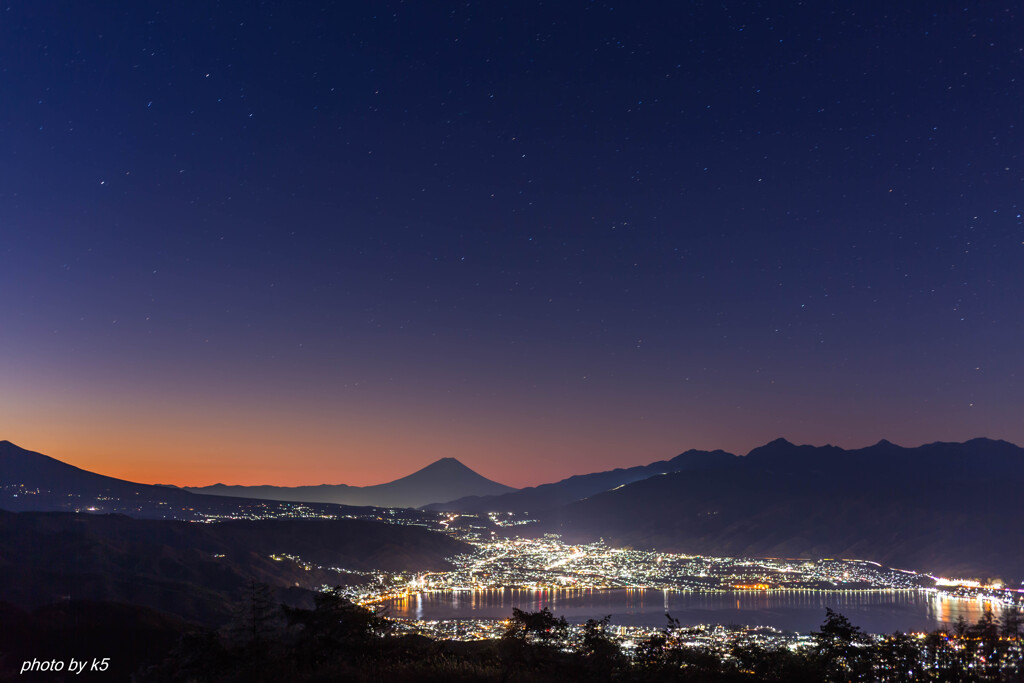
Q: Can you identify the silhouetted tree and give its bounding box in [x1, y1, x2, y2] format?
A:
[284, 590, 390, 671]
[634, 613, 679, 669]
[732, 641, 824, 683]
[227, 579, 280, 651]
[632, 612, 735, 677]
[970, 608, 1004, 680]
[812, 608, 872, 682]
[497, 606, 572, 678]
[576, 615, 625, 672]
[502, 606, 568, 645]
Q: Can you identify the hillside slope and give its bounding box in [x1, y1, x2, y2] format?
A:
[0, 510, 469, 625]
[425, 449, 735, 512]
[548, 438, 1024, 582]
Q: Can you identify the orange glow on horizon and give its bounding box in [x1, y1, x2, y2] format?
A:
[0, 370, 705, 488]
[3, 348, 1013, 491]
[2, 423, 689, 490]
[5, 432, 531, 488]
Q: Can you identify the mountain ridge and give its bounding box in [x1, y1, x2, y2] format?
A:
[0, 440, 215, 512]
[0, 440, 380, 519]
[545, 436, 1024, 581]
[186, 455, 517, 508]
[7, 436, 1024, 580]
[423, 448, 737, 513]
[1, 440, 517, 511]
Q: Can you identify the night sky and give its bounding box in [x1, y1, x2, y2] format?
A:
[1, 2, 1021, 487]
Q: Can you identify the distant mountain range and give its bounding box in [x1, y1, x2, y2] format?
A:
[420, 437, 1024, 581]
[535, 438, 1024, 582]
[1, 440, 515, 511]
[424, 448, 735, 513]
[185, 457, 517, 508]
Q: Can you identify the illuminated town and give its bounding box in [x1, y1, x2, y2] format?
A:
[316, 528, 1023, 663]
[341, 532, 1021, 605]
[242, 510, 1023, 650]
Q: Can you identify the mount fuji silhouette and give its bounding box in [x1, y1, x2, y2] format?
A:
[187, 456, 516, 508]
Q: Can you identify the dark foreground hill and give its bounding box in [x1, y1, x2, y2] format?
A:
[0, 600, 190, 682]
[187, 456, 517, 508]
[0, 510, 469, 626]
[547, 438, 1024, 582]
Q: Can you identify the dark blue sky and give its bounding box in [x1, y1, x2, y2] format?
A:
[1, 2, 1021, 486]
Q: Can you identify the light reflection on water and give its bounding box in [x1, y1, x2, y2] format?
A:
[385, 588, 1001, 633]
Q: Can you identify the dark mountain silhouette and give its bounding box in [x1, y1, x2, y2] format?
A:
[545, 437, 1024, 582]
[187, 456, 517, 508]
[424, 448, 735, 513]
[0, 510, 469, 626]
[0, 440, 381, 520]
[1, 439, 172, 497]
[0, 440, 220, 513]
[0, 440, 511, 514]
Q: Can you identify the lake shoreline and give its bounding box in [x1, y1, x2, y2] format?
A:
[384, 586, 1003, 634]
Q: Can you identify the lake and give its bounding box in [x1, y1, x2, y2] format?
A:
[385, 588, 1001, 634]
